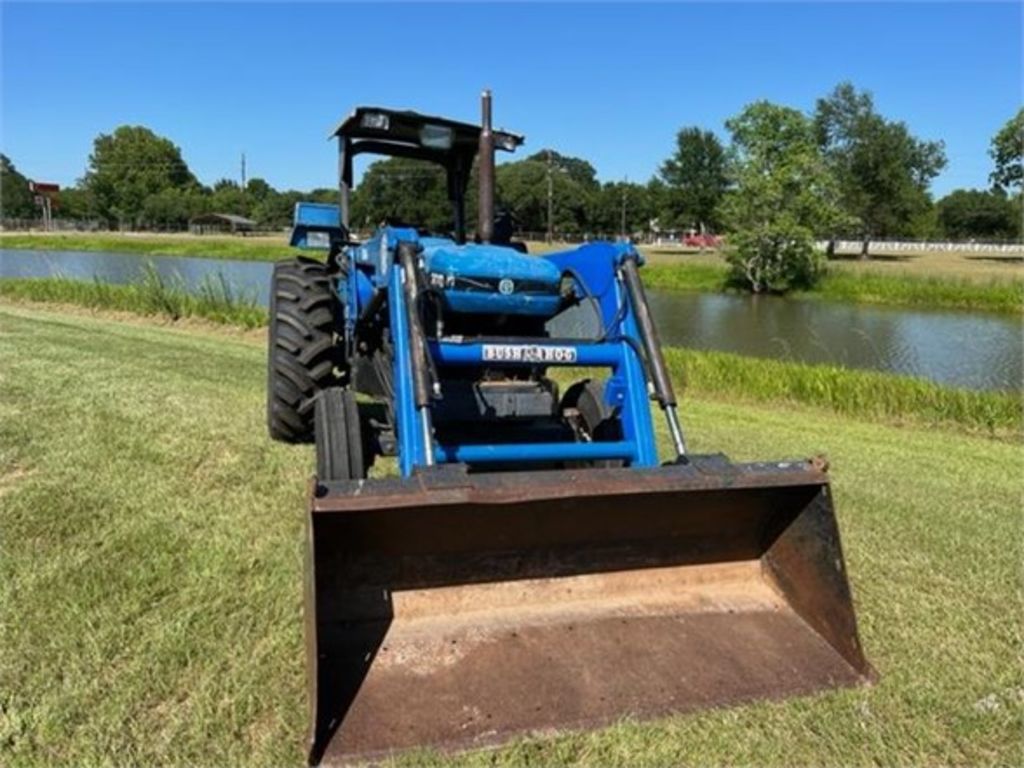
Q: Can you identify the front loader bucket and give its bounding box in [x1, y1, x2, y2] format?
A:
[305, 456, 873, 765]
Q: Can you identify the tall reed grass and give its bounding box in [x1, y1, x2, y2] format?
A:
[0, 267, 266, 328]
[809, 270, 1023, 314]
[664, 347, 1021, 437]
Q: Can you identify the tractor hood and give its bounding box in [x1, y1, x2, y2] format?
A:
[421, 240, 563, 317]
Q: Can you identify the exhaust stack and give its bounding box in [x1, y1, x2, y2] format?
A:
[477, 89, 495, 243]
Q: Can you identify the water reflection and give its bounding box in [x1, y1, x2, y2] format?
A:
[646, 291, 1021, 391]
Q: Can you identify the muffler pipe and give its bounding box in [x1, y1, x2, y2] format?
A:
[621, 254, 688, 459]
[477, 89, 495, 243]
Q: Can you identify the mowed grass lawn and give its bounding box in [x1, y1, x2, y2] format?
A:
[1, 304, 1020, 767]
[0, 231, 295, 261]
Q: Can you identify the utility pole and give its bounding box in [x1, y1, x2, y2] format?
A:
[546, 149, 554, 244]
[620, 176, 628, 240]
[241, 152, 247, 189]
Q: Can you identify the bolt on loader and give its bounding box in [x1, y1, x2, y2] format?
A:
[267, 91, 874, 765]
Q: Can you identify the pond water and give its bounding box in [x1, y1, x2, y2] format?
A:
[646, 291, 1020, 392]
[1, 248, 1020, 392]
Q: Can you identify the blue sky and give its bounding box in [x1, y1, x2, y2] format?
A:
[2, 2, 1020, 196]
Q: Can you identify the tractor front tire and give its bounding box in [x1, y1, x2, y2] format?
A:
[314, 387, 365, 481]
[267, 257, 343, 443]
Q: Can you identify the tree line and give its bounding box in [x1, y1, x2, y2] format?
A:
[1, 130, 337, 232]
[1, 83, 1020, 285]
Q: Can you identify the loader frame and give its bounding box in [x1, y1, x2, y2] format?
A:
[389, 240, 662, 476]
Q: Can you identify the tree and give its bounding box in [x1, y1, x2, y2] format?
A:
[209, 179, 251, 217]
[720, 101, 847, 293]
[0, 154, 37, 218]
[253, 189, 305, 230]
[525, 150, 599, 191]
[83, 125, 198, 228]
[141, 186, 209, 230]
[644, 177, 674, 234]
[658, 127, 728, 231]
[348, 157, 450, 232]
[815, 82, 946, 254]
[990, 108, 1023, 193]
[937, 189, 1019, 241]
[588, 180, 655, 237]
[308, 187, 339, 204]
[245, 177, 274, 201]
[57, 187, 97, 221]
[905, 203, 942, 241]
[495, 156, 592, 236]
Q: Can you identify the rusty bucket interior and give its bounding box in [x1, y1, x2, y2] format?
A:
[305, 456, 873, 765]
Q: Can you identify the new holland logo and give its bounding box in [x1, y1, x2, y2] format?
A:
[498, 278, 515, 295]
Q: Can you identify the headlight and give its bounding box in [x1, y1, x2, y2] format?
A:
[360, 112, 390, 131]
[420, 124, 454, 150]
[495, 133, 519, 152]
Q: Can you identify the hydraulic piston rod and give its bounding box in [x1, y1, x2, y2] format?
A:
[620, 253, 688, 459]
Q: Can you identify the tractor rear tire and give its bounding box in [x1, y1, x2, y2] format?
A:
[314, 387, 365, 481]
[267, 257, 344, 443]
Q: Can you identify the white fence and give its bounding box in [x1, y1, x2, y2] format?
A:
[820, 239, 1024, 256]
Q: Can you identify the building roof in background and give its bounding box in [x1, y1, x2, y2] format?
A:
[190, 212, 255, 226]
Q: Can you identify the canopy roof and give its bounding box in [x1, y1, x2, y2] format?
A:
[331, 106, 523, 159]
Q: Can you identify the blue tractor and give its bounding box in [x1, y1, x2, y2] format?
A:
[266, 92, 872, 766]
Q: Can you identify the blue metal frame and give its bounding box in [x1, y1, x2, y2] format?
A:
[288, 202, 664, 478]
[389, 262, 431, 477]
[383, 240, 660, 478]
[543, 241, 658, 467]
[289, 202, 346, 249]
[425, 338, 657, 469]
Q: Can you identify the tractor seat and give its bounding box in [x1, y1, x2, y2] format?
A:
[423, 243, 563, 317]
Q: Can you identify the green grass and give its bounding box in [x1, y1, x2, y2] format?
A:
[807, 270, 1024, 314]
[638, 261, 731, 293]
[0, 272, 267, 329]
[0, 232, 295, 261]
[0, 303, 1020, 766]
[665, 347, 1021, 438]
[641, 258, 1022, 314]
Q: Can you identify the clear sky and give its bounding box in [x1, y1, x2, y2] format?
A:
[2, 2, 1020, 196]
